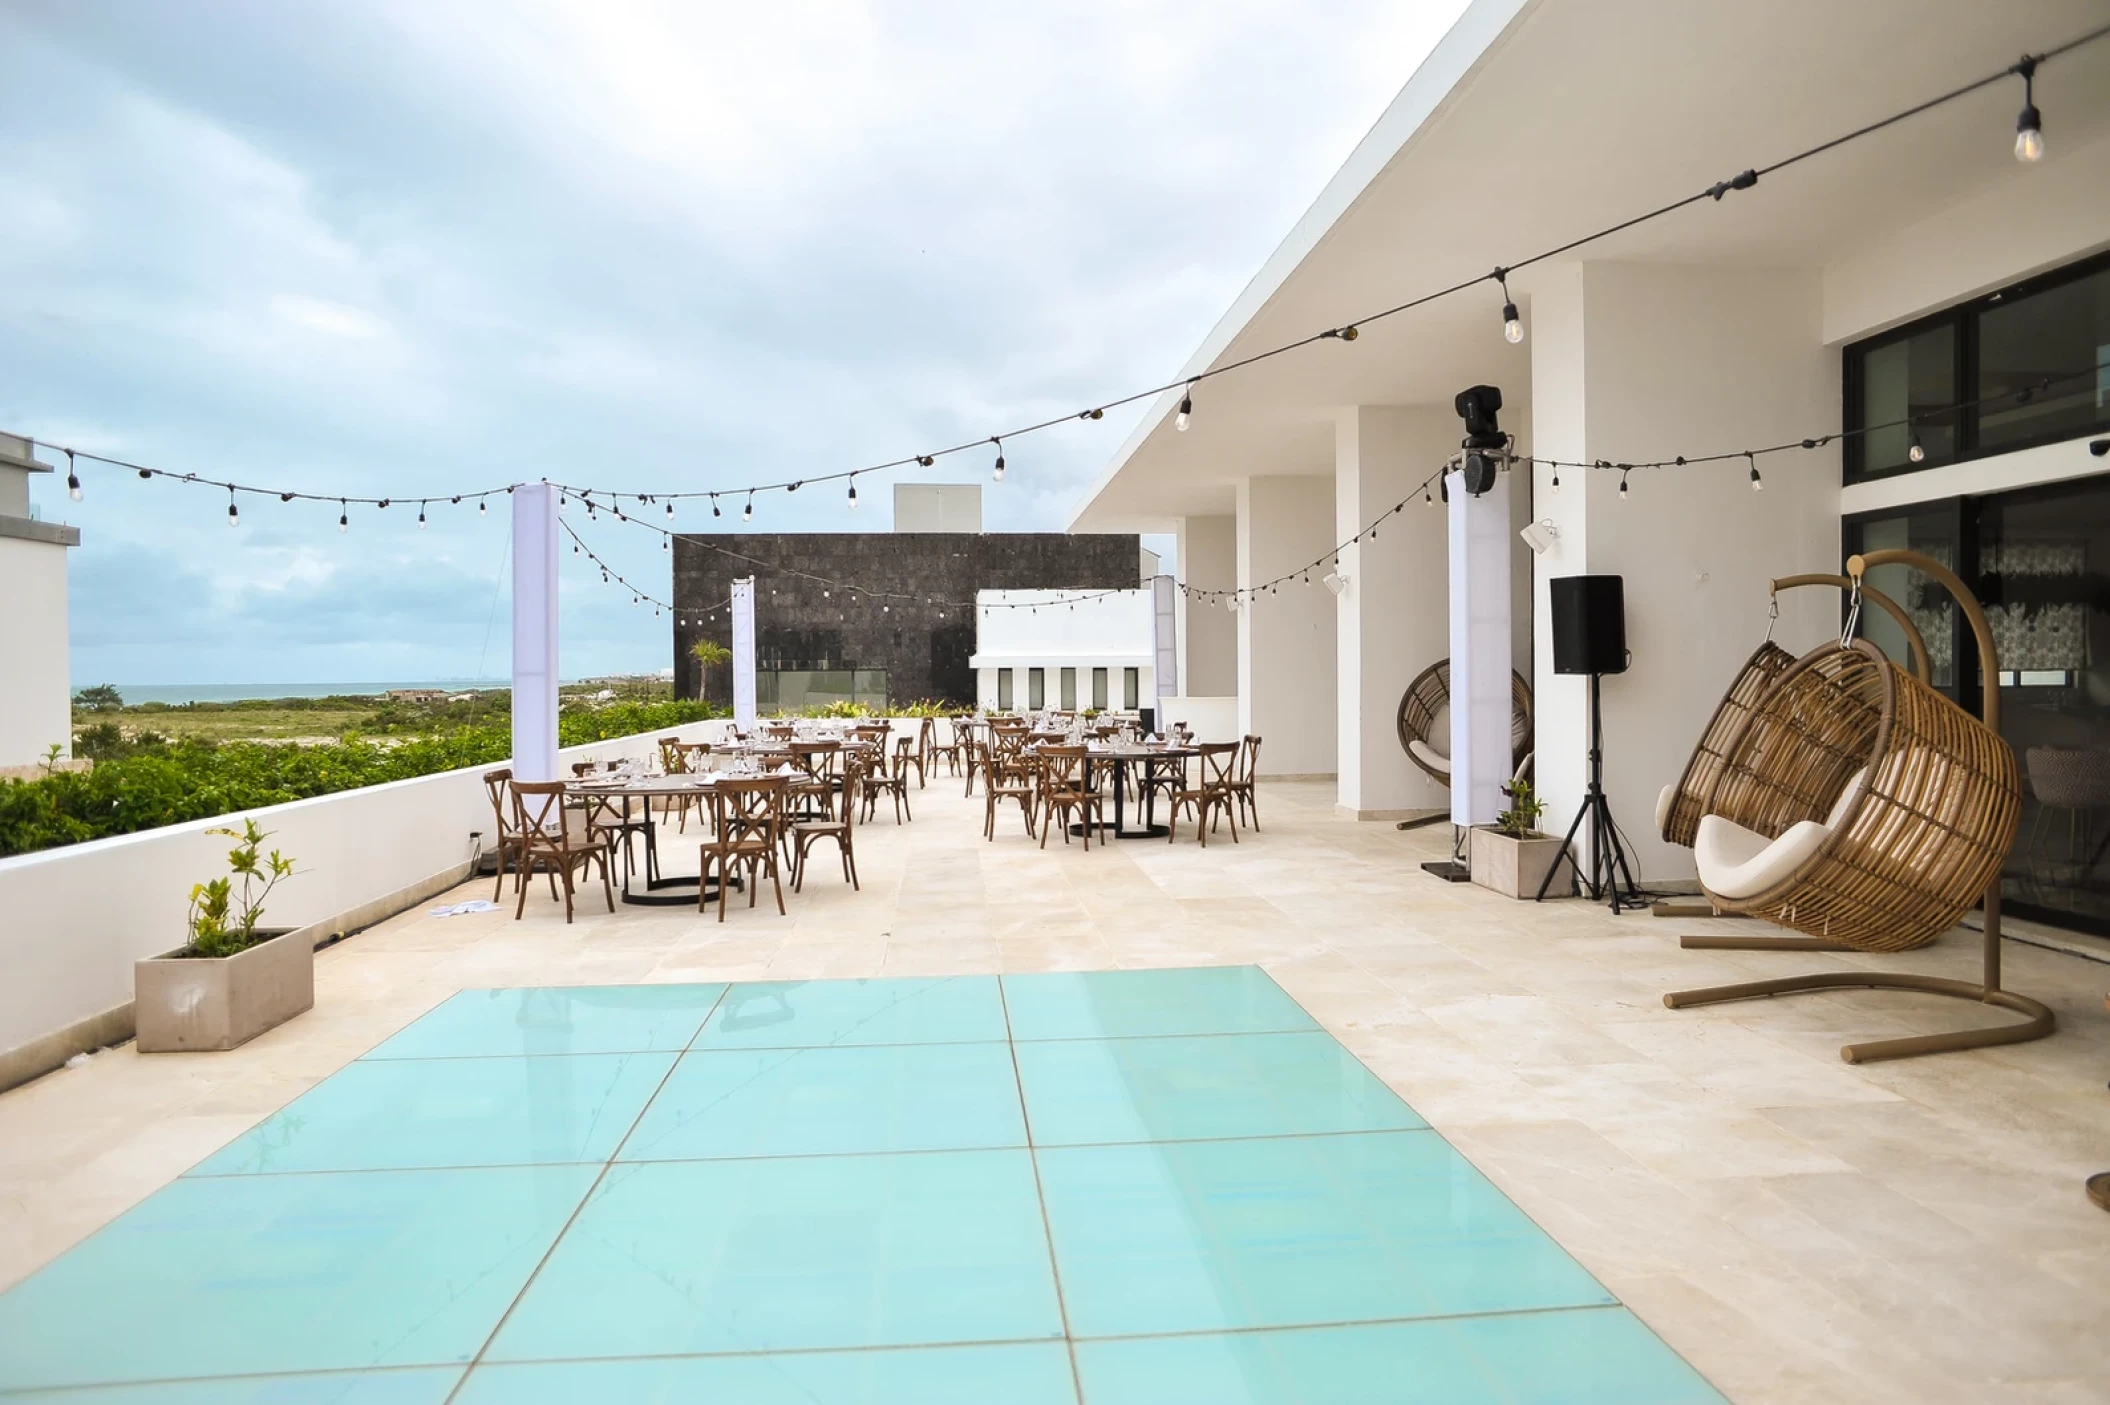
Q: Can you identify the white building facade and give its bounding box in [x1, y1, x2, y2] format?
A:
[0, 434, 80, 771]
[969, 588, 1155, 715]
[1068, 0, 2110, 931]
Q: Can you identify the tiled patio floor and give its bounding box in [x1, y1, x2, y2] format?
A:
[0, 970, 1720, 1401]
[2, 781, 2108, 1401]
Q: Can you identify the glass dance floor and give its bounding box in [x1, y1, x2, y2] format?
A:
[0, 967, 1722, 1402]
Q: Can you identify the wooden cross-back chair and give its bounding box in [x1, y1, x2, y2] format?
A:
[508, 780, 615, 923]
[700, 776, 789, 922]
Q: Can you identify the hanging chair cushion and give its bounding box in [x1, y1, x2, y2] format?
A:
[1694, 770, 1867, 902]
[1408, 739, 1451, 776]
[1654, 783, 1676, 834]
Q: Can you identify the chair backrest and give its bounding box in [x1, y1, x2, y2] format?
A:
[1197, 742, 1241, 788]
[838, 755, 865, 833]
[659, 735, 688, 773]
[791, 740, 841, 779]
[1039, 745, 1090, 790]
[482, 769, 516, 839]
[712, 775, 788, 840]
[511, 779, 582, 845]
[1238, 735, 1262, 784]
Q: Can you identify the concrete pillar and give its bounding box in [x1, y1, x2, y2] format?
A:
[510, 482, 561, 783]
[1332, 408, 1452, 818]
[1175, 515, 1236, 696]
[1236, 475, 1337, 777]
[1529, 262, 1839, 883]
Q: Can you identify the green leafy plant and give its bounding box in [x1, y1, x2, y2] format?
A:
[72, 684, 123, 712]
[186, 819, 297, 959]
[1496, 780, 1545, 839]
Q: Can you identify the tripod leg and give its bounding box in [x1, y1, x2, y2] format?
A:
[1536, 798, 1592, 901]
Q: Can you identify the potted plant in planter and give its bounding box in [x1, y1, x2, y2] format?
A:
[1468, 781, 1574, 899]
[135, 820, 314, 1052]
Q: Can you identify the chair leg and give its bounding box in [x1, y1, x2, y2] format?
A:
[492, 846, 507, 903]
[560, 863, 576, 923]
[514, 856, 532, 919]
[600, 851, 615, 912]
[769, 851, 786, 914]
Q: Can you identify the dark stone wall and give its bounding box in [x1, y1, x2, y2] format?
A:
[671, 532, 1139, 706]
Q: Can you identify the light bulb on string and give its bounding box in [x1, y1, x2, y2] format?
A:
[339, 500, 349, 533]
[1618, 470, 1631, 500]
[227, 489, 239, 528]
[1747, 452, 1763, 492]
[65, 452, 82, 501]
[1176, 382, 1195, 432]
[743, 492, 754, 522]
[1550, 467, 1561, 494]
[991, 438, 1005, 483]
[418, 504, 427, 528]
[1494, 268, 1523, 344]
[847, 477, 859, 510]
[478, 498, 486, 516]
[2014, 56, 2044, 162]
[1908, 422, 1927, 463]
[665, 500, 674, 519]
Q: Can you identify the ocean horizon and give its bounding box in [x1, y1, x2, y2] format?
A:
[99, 680, 512, 706]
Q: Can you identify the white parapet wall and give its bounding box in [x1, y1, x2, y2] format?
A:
[1155, 696, 1240, 744]
[0, 719, 749, 1090]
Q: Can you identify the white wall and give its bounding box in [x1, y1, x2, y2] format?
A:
[0, 534, 72, 769]
[1530, 261, 1839, 884]
[1333, 407, 1452, 818]
[0, 720, 735, 1082]
[1236, 475, 1338, 777]
[1176, 515, 1237, 696]
[1156, 695, 1240, 743]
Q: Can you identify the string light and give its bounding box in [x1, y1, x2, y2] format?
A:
[479, 498, 486, 516]
[991, 438, 1005, 483]
[1495, 268, 1522, 344]
[66, 451, 82, 502]
[1747, 452, 1763, 492]
[418, 504, 428, 528]
[338, 500, 348, 533]
[2014, 55, 2044, 162]
[1176, 382, 1195, 432]
[227, 488, 239, 528]
[1908, 422, 1927, 463]
[743, 492, 754, 523]
[847, 477, 859, 510]
[1549, 465, 1561, 494]
[1618, 469, 1631, 500]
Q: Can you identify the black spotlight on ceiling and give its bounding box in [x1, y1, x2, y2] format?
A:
[1452, 384, 1506, 496]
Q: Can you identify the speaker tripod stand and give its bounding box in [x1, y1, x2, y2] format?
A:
[1534, 671, 1642, 911]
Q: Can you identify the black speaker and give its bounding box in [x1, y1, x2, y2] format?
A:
[1551, 575, 1627, 675]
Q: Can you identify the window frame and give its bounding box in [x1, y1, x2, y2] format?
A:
[1843, 247, 2110, 485]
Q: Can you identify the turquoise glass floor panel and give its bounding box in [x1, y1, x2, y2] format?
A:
[0, 968, 1721, 1402]
[1014, 1029, 1426, 1145]
[1001, 966, 1318, 1040]
[484, 1151, 1064, 1359]
[189, 1051, 675, 1174]
[0, 1166, 594, 1390]
[452, 1342, 1077, 1404]
[691, 976, 1007, 1048]
[621, 1041, 1026, 1160]
[364, 983, 726, 1059]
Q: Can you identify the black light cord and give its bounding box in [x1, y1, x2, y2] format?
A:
[36, 23, 2106, 519]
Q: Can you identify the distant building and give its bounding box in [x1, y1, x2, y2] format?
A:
[0, 433, 81, 769]
[892, 483, 983, 533]
[671, 505, 1140, 707]
[970, 588, 1156, 713]
[386, 689, 449, 704]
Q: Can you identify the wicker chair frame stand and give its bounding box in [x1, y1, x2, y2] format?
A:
[1663, 549, 2054, 1067]
[1656, 574, 1930, 928]
[1394, 662, 1533, 831]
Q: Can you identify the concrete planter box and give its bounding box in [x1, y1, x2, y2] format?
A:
[134, 927, 315, 1053]
[1469, 827, 1575, 900]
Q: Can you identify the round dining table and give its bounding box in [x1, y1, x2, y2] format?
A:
[1030, 741, 1199, 840]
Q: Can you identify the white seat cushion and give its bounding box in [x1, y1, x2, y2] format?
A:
[1408, 739, 1451, 776]
[1694, 814, 1832, 901]
[1654, 783, 1677, 835]
[1825, 767, 1868, 828]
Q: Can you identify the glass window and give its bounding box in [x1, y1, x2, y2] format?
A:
[1060, 667, 1077, 710]
[1028, 667, 1045, 710]
[997, 668, 1013, 711]
[1123, 667, 1139, 709]
[1844, 505, 1960, 694]
[1978, 262, 2110, 454]
[1851, 321, 1957, 479]
[1092, 667, 1109, 710]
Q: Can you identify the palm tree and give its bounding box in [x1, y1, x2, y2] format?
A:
[689, 639, 732, 702]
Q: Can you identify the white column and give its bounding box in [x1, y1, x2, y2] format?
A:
[730, 577, 757, 730]
[1447, 465, 1513, 828]
[1333, 408, 1453, 819]
[509, 482, 560, 782]
[1529, 261, 1839, 882]
[1175, 515, 1236, 697]
[1236, 475, 1337, 777]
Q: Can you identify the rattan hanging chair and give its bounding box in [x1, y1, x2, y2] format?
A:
[1396, 659, 1533, 785]
[1658, 575, 1932, 849]
[1690, 638, 2020, 953]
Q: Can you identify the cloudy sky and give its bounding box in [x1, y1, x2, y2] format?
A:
[1, 0, 1468, 687]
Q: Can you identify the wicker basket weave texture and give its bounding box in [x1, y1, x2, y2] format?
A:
[1660, 640, 1796, 848]
[1700, 641, 2020, 953]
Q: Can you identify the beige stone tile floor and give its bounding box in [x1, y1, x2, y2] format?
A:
[4, 778, 2110, 1402]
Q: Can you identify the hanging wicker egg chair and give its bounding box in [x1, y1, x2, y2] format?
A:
[1396, 659, 1533, 785]
[1691, 639, 2020, 953]
[1658, 576, 1931, 849]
